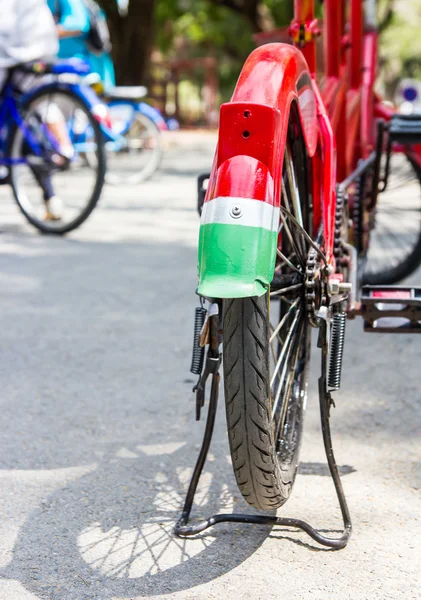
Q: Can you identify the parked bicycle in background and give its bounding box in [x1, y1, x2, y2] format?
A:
[0, 0, 107, 234]
[50, 0, 165, 186]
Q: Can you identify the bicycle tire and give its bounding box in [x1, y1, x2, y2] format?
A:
[8, 86, 106, 235]
[223, 127, 311, 511]
[364, 153, 421, 284]
[105, 111, 162, 185]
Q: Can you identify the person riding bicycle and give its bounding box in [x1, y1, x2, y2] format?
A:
[48, 0, 116, 92]
[0, 0, 58, 91]
[0, 0, 71, 220]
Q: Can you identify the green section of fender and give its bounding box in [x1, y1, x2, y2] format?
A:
[198, 222, 277, 298]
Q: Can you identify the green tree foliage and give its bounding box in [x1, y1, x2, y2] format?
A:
[98, 0, 421, 102]
[156, 0, 292, 98]
[378, 0, 421, 97]
[98, 0, 292, 91]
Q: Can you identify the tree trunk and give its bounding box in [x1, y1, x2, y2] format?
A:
[99, 0, 156, 85]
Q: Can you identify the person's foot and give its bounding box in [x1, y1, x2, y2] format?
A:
[51, 147, 74, 169]
[44, 196, 64, 221]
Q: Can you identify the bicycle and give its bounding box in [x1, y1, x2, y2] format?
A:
[175, 0, 421, 548]
[84, 77, 166, 185]
[0, 58, 108, 234]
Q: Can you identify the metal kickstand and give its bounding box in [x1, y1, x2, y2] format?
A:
[175, 319, 352, 549]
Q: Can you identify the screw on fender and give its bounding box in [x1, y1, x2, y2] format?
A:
[230, 204, 242, 219]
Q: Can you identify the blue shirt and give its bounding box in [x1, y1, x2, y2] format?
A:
[47, 0, 115, 90]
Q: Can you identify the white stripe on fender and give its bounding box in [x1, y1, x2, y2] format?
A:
[201, 197, 280, 232]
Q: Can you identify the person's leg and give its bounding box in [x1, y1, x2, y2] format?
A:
[37, 100, 74, 161]
[14, 73, 66, 219]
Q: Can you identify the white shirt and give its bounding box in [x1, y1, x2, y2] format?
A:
[0, 0, 58, 68]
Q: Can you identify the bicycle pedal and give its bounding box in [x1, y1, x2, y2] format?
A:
[361, 286, 421, 333]
[389, 114, 421, 145]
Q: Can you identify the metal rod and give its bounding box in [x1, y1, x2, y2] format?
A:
[270, 297, 300, 343]
[279, 206, 329, 268]
[281, 180, 307, 264]
[276, 248, 302, 274]
[270, 309, 301, 389]
[269, 283, 303, 298]
[174, 364, 220, 531]
[338, 152, 376, 192]
[273, 319, 305, 443]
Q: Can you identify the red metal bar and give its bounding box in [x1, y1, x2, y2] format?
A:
[349, 0, 363, 90]
[360, 30, 378, 156]
[313, 82, 336, 262]
[323, 0, 342, 77]
[294, 0, 314, 22]
[346, 88, 362, 171]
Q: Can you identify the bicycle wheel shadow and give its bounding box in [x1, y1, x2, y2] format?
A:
[3, 434, 271, 599]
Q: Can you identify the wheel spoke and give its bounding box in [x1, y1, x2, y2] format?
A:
[273, 320, 305, 443]
[270, 283, 303, 298]
[271, 311, 302, 418]
[270, 308, 301, 389]
[284, 146, 306, 259]
[276, 248, 302, 273]
[281, 180, 307, 264]
[269, 297, 301, 343]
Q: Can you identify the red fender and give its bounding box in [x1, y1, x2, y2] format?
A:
[206, 44, 318, 208]
[198, 44, 323, 299]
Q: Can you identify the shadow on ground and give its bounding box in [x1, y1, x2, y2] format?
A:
[0, 229, 271, 598]
[0, 197, 420, 598]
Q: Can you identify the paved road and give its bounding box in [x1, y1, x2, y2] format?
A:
[0, 133, 419, 600]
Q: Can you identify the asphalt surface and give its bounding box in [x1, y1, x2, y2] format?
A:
[0, 132, 420, 600]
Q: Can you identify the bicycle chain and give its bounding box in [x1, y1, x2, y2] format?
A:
[305, 247, 320, 325]
[352, 175, 364, 254]
[334, 187, 346, 261]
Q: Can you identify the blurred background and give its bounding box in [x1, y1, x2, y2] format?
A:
[101, 0, 421, 126]
[0, 2, 420, 599]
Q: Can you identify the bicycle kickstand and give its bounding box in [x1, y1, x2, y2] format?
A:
[175, 318, 352, 549]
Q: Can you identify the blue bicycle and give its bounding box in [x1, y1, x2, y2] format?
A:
[1, 58, 108, 234]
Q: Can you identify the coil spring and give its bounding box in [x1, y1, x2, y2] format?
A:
[328, 312, 347, 391]
[190, 307, 207, 375]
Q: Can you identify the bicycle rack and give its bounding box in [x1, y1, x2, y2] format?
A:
[175, 318, 352, 550]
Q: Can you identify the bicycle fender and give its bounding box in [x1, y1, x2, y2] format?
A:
[198, 44, 317, 299]
[21, 81, 97, 110]
[138, 102, 168, 130]
[107, 100, 168, 132]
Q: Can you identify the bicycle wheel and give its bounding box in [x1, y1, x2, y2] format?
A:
[364, 153, 421, 284]
[223, 136, 311, 511]
[8, 86, 106, 235]
[105, 108, 162, 185]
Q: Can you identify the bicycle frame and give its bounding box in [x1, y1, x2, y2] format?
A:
[197, 0, 384, 299]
